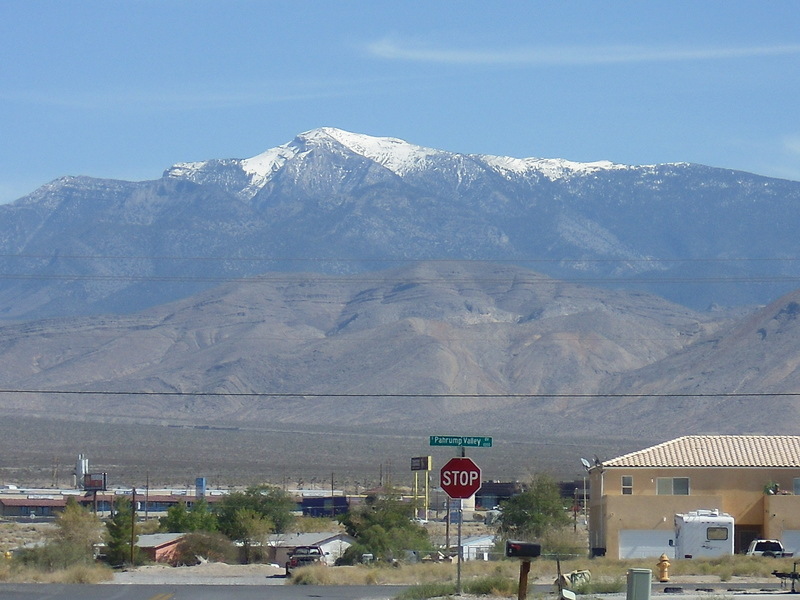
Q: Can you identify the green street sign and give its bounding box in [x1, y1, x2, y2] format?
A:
[430, 435, 493, 448]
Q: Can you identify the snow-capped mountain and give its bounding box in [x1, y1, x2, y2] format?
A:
[165, 127, 638, 199]
[1, 127, 800, 320]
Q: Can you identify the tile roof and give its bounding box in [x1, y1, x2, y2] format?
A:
[602, 435, 800, 468]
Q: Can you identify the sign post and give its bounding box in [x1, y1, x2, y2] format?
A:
[440, 456, 482, 595]
[410, 456, 432, 520]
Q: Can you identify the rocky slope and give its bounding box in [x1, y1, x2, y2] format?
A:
[0, 261, 750, 439]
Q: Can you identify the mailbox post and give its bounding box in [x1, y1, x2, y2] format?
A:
[506, 541, 541, 600]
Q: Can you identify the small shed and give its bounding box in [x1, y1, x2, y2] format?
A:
[136, 533, 186, 563]
[452, 535, 494, 560]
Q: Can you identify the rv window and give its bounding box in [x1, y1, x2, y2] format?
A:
[707, 526, 728, 541]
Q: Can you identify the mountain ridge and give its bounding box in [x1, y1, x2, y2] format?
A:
[3, 127, 798, 320]
[0, 261, 760, 440]
[163, 127, 670, 201]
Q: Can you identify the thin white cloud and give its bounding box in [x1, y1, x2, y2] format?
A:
[0, 75, 404, 111]
[367, 38, 800, 66]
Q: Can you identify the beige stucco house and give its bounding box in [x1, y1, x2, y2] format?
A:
[587, 435, 800, 558]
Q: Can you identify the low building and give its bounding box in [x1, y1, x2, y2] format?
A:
[136, 533, 186, 563]
[588, 435, 800, 559]
[268, 531, 355, 566]
[0, 496, 67, 518]
[79, 491, 223, 516]
[299, 495, 349, 517]
[475, 481, 522, 509]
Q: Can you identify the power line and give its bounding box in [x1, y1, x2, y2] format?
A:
[0, 389, 796, 399]
[0, 272, 799, 285]
[0, 253, 798, 264]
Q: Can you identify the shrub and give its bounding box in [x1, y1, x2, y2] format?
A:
[17, 542, 93, 572]
[58, 564, 114, 584]
[539, 527, 588, 559]
[289, 564, 334, 585]
[464, 574, 517, 596]
[395, 581, 456, 599]
[171, 531, 237, 566]
[574, 577, 625, 594]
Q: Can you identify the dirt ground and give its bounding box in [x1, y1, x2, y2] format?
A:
[107, 561, 289, 585]
[105, 562, 771, 587]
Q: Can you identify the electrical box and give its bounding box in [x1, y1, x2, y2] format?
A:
[505, 540, 541, 558]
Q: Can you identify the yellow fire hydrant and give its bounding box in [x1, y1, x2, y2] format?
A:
[657, 554, 671, 582]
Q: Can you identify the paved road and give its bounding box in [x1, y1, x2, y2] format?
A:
[0, 583, 410, 600]
[0, 581, 793, 600]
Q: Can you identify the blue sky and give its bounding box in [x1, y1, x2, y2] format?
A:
[1, 1, 799, 204]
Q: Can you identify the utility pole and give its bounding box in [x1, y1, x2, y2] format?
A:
[130, 488, 136, 566]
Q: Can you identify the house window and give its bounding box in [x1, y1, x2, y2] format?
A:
[794, 478, 800, 495]
[622, 476, 633, 495]
[657, 477, 689, 495]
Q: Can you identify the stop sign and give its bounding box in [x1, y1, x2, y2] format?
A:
[440, 457, 482, 499]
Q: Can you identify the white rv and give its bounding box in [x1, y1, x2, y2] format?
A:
[672, 509, 734, 559]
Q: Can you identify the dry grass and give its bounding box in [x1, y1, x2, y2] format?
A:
[291, 560, 538, 586]
[0, 519, 112, 583]
[0, 561, 113, 584]
[0, 522, 53, 552]
[289, 554, 794, 588]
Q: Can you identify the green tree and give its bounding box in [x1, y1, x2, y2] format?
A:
[161, 498, 218, 533]
[54, 497, 103, 561]
[16, 498, 104, 571]
[161, 502, 191, 533]
[216, 485, 294, 538]
[231, 508, 273, 563]
[188, 498, 218, 532]
[105, 496, 144, 566]
[338, 489, 430, 564]
[498, 473, 571, 540]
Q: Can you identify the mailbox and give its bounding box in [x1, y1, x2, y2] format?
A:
[505, 540, 541, 558]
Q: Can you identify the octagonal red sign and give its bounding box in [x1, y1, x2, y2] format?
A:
[440, 456, 482, 499]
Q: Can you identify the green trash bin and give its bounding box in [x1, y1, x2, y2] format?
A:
[626, 568, 652, 600]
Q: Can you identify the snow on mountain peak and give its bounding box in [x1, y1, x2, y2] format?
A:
[480, 154, 632, 181]
[300, 127, 443, 176]
[239, 145, 298, 190]
[165, 127, 646, 200]
[304, 127, 633, 181]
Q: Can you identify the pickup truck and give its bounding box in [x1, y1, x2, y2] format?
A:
[746, 539, 793, 557]
[285, 545, 327, 576]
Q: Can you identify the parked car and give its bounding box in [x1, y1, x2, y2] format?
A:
[285, 545, 327, 576]
[746, 539, 793, 557]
